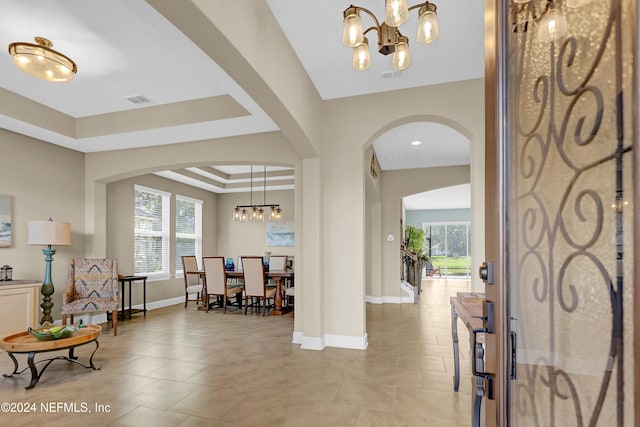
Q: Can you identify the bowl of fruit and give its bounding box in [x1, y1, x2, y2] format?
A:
[28, 320, 83, 341]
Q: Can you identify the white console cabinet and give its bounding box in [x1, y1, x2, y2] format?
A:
[0, 280, 40, 337]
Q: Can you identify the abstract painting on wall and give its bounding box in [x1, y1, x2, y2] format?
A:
[266, 222, 294, 247]
[0, 195, 11, 248]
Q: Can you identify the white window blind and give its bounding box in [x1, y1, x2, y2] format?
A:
[134, 185, 170, 278]
[175, 195, 203, 275]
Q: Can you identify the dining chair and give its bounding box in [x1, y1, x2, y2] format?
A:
[202, 256, 244, 313]
[268, 255, 289, 290]
[61, 258, 119, 335]
[241, 256, 275, 316]
[268, 255, 287, 271]
[181, 255, 203, 308]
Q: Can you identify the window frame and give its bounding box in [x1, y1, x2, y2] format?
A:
[133, 184, 171, 281]
[175, 194, 203, 278]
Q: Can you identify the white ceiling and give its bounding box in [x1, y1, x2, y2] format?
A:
[403, 183, 471, 210]
[0, 0, 483, 207]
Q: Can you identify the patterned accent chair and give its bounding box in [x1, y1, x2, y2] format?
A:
[61, 258, 120, 336]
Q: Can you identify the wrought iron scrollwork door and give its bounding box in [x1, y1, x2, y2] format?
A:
[505, 0, 634, 425]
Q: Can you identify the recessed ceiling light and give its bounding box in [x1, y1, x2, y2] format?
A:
[411, 140, 422, 146]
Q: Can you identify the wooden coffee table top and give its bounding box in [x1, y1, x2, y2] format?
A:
[0, 324, 102, 353]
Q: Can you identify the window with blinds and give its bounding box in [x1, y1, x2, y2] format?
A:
[134, 185, 170, 278]
[175, 195, 203, 275]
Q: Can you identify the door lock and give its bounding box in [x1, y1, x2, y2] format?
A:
[479, 261, 494, 285]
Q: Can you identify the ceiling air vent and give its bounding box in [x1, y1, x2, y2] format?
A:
[381, 71, 402, 81]
[125, 95, 152, 105]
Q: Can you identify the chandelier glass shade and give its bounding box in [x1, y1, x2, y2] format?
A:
[342, 1, 439, 71]
[510, 0, 569, 42]
[8, 37, 77, 82]
[233, 166, 283, 222]
[536, 3, 567, 42]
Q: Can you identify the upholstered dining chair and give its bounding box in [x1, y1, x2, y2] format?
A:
[268, 255, 287, 271]
[241, 256, 276, 316]
[61, 258, 119, 336]
[202, 256, 244, 313]
[267, 255, 289, 290]
[181, 255, 203, 308]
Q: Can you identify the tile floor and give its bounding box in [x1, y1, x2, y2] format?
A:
[0, 279, 474, 426]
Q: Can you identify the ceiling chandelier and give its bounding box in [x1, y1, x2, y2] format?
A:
[511, 0, 569, 42]
[233, 165, 283, 222]
[8, 36, 77, 82]
[342, 0, 440, 71]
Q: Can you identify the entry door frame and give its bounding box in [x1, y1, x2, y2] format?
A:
[483, 0, 509, 424]
[482, 0, 640, 425]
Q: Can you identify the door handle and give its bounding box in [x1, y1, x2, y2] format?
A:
[510, 330, 517, 380]
[471, 328, 495, 400]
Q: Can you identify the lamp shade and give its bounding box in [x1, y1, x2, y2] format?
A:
[417, 4, 440, 45]
[385, 0, 409, 27]
[537, 4, 568, 42]
[352, 38, 371, 71]
[27, 220, 71, 246]
[392, 36, 411, 71]
[342, 10, 364, 47]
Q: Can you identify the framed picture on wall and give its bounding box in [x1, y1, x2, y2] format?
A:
[0, 195, 11, 248]
[266, 222, 294, 247]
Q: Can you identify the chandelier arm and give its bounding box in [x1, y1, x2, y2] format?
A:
[354, 6, 381, 28]
[363, 26, 379, 36]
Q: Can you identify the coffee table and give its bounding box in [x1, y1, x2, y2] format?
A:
[0, 324, 102, 389]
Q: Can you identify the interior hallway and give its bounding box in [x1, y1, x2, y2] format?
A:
[0, 279, 473, 426]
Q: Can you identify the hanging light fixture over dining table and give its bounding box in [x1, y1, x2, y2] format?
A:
[233, 165, 283, 222]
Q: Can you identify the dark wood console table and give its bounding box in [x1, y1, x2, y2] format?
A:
[117, 275, 148, 320]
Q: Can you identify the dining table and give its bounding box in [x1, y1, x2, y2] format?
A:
[186, 268, 294, 316]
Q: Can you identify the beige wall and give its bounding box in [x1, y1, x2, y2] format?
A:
[0, 130, 86, 323]
[321, 79, 485, 344]
[106, 174, 219, 306]
[380, 166, 471, 298]
[216, 190, 296, 260]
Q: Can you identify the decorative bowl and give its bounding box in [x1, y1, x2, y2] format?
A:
[28, 320, 83, 341]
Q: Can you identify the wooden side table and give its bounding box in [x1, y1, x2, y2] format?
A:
[0, 324, 102, 389]
[450, 292, 486, 427]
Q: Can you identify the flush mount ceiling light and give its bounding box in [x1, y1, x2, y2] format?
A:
[411, 140, 423, 146]
[8, 37, 77, 82]
[342, 0, 440, 72]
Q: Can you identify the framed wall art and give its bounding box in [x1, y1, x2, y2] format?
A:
[0, 195, 11, 248]
[266, 222, 295, 247]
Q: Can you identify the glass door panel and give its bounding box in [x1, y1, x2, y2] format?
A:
[428, 224, 446, 274]
[506, 0, 635, 425]
[446, 224, 470, 277]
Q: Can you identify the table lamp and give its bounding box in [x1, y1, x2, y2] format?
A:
[27, 218, 71, 324]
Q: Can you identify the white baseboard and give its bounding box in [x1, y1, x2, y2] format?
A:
[299, 333, 368, 350]
[326, 333, 368, 350]
[72, 312, 108, 325]
[365, 295, 414, 304]
[291, 331, 303, 344]
[301, 335, 326, 350]
[131, 296, 184, 311]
